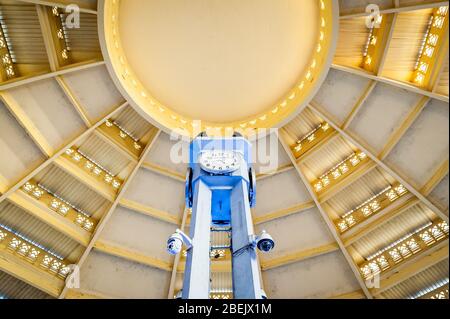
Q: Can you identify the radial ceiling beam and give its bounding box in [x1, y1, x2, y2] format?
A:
[53, 156, 117, 202]
[253, 201, 316, 225]
[93, 129, 139, 163]
[278, 129, 374, 299]
[375, 13, 398, 76]
[0, 91, 54, 157]
[427, 19, 449, 92]
[0, 248, 64, 298]
[260, 242, 339, 271]
[141, 162, 185, 183]
[119, 198, 181, 225]
[8, 190, 91, 246]
[256, 163, 295, 181]
[341, 81, 377, 129]
[36, 4, 60, 72]
[378, 96, 431, 160]
[55, 76, 92, 127]
[329, 289, 366, 299]
[316, 161, 378, 204]
[342, 196, 420, 246]
[421, 159, 449, 196]
[59, 127, 161, 299]
[94, 240, 172, 272]
[0, 101, 128, 205]
[0, 61, 105, 91]
[340, 1, 449, 19]
[370, 241, 448, 297]
[65, 288, 116, 299]
[308, 103, 449, 223]
[332, 64, 449, 103]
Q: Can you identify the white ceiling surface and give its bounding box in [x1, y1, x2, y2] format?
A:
[0, 0, 448, 300]
[62, 66, 125, 122]
[0, 102, 45, 184]
[7, 79, 87, 151]
[313, 69, 371, 125]
[263, 251, 361, 299]
[385, 99, 449, 189]
[347, 84, 422, 154]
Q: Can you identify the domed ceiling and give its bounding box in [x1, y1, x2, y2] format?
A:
[0, 0, 448, 300]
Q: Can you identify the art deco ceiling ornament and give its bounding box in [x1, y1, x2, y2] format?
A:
[99, 0, 338, 137]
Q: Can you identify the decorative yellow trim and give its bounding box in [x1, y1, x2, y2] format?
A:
[99, 0, 338, 137]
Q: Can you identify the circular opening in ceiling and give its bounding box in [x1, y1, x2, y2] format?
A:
[99, 0, 338, 136]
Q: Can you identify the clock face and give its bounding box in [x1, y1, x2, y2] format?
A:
[199, 150, 241, 174]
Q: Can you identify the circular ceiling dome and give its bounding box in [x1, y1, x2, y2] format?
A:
[99, 0, 338, 136]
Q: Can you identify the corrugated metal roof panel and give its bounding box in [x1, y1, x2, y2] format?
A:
[34, 164, 109, 219]
[302, 136, 356, 177]
[0, 271, 53, 299]
[112, 107, 153, 141]
[0, 1, 48, 65]
[78, 133, 131, 176]
[284, 108, 324, 140]
[0, 200, 81, 261]
[353, 204, 434, 258]
[380, 259, 449, 299]
[60, 12, 101, 59]
[325, 168, 392, 217]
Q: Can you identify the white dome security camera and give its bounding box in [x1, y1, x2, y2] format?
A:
[167, 229, 193, 255]
[256, 230, 275, 253]
[167, 232, 183, 255]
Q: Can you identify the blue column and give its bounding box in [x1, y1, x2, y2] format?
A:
[182, 179, 212, 299]
[230, 180, 262, 299]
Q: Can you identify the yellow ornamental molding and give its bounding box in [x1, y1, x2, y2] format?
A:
[98, 0, 339, 137]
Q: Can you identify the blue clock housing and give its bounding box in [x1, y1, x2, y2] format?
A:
[185, 136, 256, 226]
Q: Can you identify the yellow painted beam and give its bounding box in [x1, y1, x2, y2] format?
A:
[371, 242, 449, 296]
[278, 128, 374, 299]
[317, 160, 378, 203]
[0, 61, 105, 91]
[141, 162, 185, 182]
[260, 243, 339, 271]
[378, 97, 430, 160]
[341, 81, 377, 129]
[0, 101, 127, 205]
[308, 103, 449, 223]
[119, 198, 181, 225]
[329, 289, 366, 299]
[94, 240, 172, 272]
[256, 163, 295, 181]
[340, 1, 449, 19]
[332, 64, 449, 103]
[253, 201, 316, 225]
[54, 156, 116, 202]
[342, 196, 419, 246]
[58, 128, 161, 299]
[421, 159, 449, 196]
[36, 5, 61, 71]
[65, 289, 116, 299]
[0, 91, 54, 157]
[55, 76, 92, 127]
[0, 248, 64, 298]
[8, 190, 91, 246]
[93, 129, 139, 163]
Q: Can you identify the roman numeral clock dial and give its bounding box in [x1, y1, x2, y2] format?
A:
[199, 150, 241, 174]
